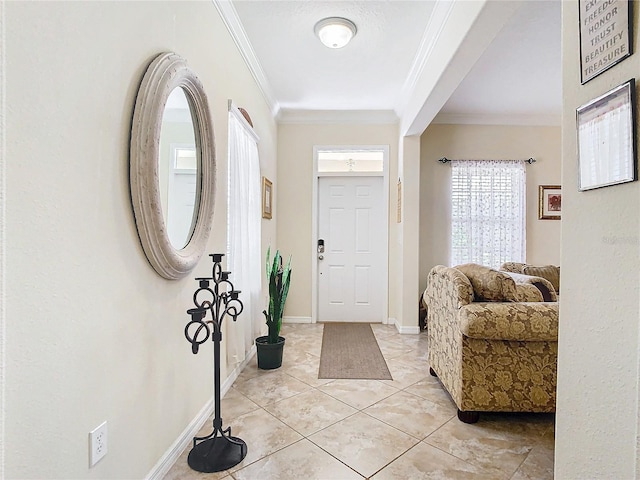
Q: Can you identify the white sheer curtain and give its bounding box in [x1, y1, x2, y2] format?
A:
[226, 104, 262, 366]
[450, 160, 526, 268]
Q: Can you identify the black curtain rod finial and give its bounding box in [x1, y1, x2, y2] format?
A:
[438, 157, 450, 164]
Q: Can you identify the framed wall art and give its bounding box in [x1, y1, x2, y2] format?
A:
[538, 185, 562, 220]
[576, 78, 636, 191]
[262, 176, 272, 219]
[579, 0, 632, 84]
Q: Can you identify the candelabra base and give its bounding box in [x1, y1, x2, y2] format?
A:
[187, 434, 247, 473]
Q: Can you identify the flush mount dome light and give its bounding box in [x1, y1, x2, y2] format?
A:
[314, 17, 357, 49]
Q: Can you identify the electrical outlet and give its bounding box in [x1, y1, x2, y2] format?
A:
[89, 421, 108, 467]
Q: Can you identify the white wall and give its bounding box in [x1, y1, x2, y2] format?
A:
[276, 123, 399, 321]
[555, 2, 640, 478]
[4, 2, 276, 478]
[419, 123, 561, 291]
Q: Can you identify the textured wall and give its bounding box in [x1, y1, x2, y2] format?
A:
[555, 1, 640, 478]
[5, 2, 277, 478]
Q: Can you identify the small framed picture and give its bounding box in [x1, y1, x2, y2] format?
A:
[262, 177, 272, 219]
[539, 185, 562, 220]
[577, 79, 636, 191]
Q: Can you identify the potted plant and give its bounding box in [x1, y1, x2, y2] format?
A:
[255, 247, 292, 369]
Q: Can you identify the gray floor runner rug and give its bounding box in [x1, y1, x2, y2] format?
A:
[318, 323, 393, 380]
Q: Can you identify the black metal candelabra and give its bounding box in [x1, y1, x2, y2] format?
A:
[183, 253, 248, 473]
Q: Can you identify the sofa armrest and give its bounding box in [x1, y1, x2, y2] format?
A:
[459, 302, 558, 342]
[426, 265, 474, 309]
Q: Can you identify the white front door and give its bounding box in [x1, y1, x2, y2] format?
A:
[318, 176, 385, 322]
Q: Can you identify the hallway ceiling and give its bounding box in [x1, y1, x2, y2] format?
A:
[226, 0, 561, 126]
[437, 0, 562, 125]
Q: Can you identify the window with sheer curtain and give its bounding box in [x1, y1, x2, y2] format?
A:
[450, 160, 526, 269]
[227, 104, 262, 366]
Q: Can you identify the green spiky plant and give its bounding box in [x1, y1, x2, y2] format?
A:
[262, 247, 292, 344]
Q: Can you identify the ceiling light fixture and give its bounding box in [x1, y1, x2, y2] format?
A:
[314, 17, 357, 49]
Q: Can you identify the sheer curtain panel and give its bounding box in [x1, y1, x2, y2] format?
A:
[450, 160, 526, 269]
[227, 103, 262, 366]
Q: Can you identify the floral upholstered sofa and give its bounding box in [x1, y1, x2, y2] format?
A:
[424, 264, 558, 423]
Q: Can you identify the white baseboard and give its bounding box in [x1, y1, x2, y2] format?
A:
[387, 317, 420, 334]
[222, 344, 256, 392]
[283, 316, 312, 324]
[395, 323, 421, 335]
[145, 345, 257, 480]
[145, 398, 213, 480]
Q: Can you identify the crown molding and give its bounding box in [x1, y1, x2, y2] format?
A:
[432, 112, 561, 126]
[394, 0, 456, 118]
[212, 0, 280, 116]
[277, 109, 398, 125]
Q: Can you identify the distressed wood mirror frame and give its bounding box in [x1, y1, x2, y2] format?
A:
[130, 52, 216, 279]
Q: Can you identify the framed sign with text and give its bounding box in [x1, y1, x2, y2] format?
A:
[579, 0, 632, 84]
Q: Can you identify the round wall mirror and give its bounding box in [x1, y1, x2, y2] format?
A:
[130, 52, 216, 280]
[159, 87, 199, 249]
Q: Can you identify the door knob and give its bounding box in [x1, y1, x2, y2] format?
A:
[318, 254, 324, 260]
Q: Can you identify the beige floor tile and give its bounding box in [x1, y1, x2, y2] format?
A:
[363, 390, 456, 439]
[424, 414, 550, 478]
[308, 412, 418, 478]
[285, 335, 323, 357]
[511, 423, 554, 479]
[280, 343, 320, 363]
[511, 442, 554, 480]
[233, 357, 283, 386]
[163, 446, 231, 480]
[264, 388, 358, 436]
[370, 323, 400, 338]
[376, 338, 415, 359]
[228, 408, 303, 472]
[380, 358, 429, 389]
[221, 386, 260, 419]
[392, 347, 429, 366]
[318, 379, 399, 410]
[404, 376, 456, 409]
[232, 370, 311, 407]
[302, 341, 323, 357]
[282, 323, 324, 335]
[233, 439, 364, 480]
[280, 351, 333, 387]
[371, 441, 508, 480]
[164, 324, 556, 479]
[381, 332, 428, 350]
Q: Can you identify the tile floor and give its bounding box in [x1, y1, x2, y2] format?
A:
[164, 323, 555, 480]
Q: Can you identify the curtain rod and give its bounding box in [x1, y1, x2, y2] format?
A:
[438, 157, 536, 164]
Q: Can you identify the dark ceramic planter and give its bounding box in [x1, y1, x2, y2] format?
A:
[255, 335, 285, 369]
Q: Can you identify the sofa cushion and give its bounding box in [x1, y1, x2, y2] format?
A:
[503, 272, 558, 302]
[459, 302, 559, 341]
[523, 265, 560, 294]
[455, 263, 517, 302]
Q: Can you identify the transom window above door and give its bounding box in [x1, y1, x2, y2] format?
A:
[317, 149, 384, 173]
